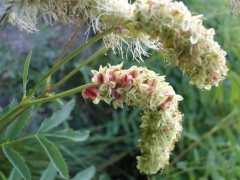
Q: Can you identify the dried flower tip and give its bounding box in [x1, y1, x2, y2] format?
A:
[82, 86, 100, 100]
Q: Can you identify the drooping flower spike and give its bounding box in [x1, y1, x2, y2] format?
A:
[82, 63, 183, 174]
[4, 0, 228, 89]
[131, 0, 228, 90]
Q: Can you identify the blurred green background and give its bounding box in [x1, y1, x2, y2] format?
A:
[0, 0, 240, 179]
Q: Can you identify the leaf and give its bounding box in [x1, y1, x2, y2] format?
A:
[120, 109, 130, 133]
[38, 99, 75, 133]
[2, 146, 31, 180]
[37, 136, 68, 179]
[0, 99, 18, 136]
[224, 127, 240, 161]
[4, 108, 32, 140]
[8, 168, 23, 180]
[0, 170, 7, 180]
[40, 163, 57, 180]
[234, 166, 240, 177]
[112, 111, 120, 135]
[22, 51, 32, 98]
[52, 129, 90, 142]
[71, 166, 96, 180]
[0, 98, 18, 119]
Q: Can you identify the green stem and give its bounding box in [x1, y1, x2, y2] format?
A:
[0, 47, 105, 130]
[0, 83, 97, 126]
[0, 134, 36, 147]
[96, 149, 132, 172]
[161, 166, 207, 180]
[53, 20, 86, 66]
[0, 29, 112, 126]
[0, 104, 25, 127]
[25, 27, 114, 101]
[0, 133, 67, 147]
[0, 107, 30, 134]
[27, 83, 98, 106]
[0, 20, 131, 130]
[42, 46, 106, 96]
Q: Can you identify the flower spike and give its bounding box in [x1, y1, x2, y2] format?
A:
[83, 63, 183, 174]
[5, 0, 228, 89]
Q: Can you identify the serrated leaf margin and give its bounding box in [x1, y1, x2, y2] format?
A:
[2, 146, 31, 180]
[37, 136, 69, 179]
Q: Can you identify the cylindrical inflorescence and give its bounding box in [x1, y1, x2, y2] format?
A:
[131, 0, 228, 90]
[5, 0, 228, 90]
[82, 63, 183, 174]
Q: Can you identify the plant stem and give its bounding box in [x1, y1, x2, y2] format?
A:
[0, 83, 96, 127]
[0, 47, 105, 131]
[53, 20, 86, 66]
[0, 20, 132, 131]
[0, 47, 104, 129]
[0, 104, 25, 127]
[96, 149, 132, 172]
[0, 134, 36, 147]
[25, 27, 115, 101]
[0, 107, 30, 134]
[161, 166, 207, 180]
[0, 133, 66, 147]
[51, 46, 106, 91]
[38, 46, 106, 98]
[27, 83, 98, 106]
[0, 29, 112, 126]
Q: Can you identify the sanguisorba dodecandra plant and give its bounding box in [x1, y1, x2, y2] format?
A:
[0, 0, 229, 177]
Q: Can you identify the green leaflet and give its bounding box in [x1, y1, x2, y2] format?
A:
[2, 146, 31, 180]
[38, 99, 75, 133]
[0, 99, 18, 136]
[71, 166, 96, 180]
[8, 168, 23, 180]
[52, 128, 90, 142]
[234, 166, 240, 177]
[37, 136, 68, 179]
[40, 163, 57, 180]
[0, 99, 18, 119]
[22, 51, 32, 98]
[4, 108, 32, 140]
